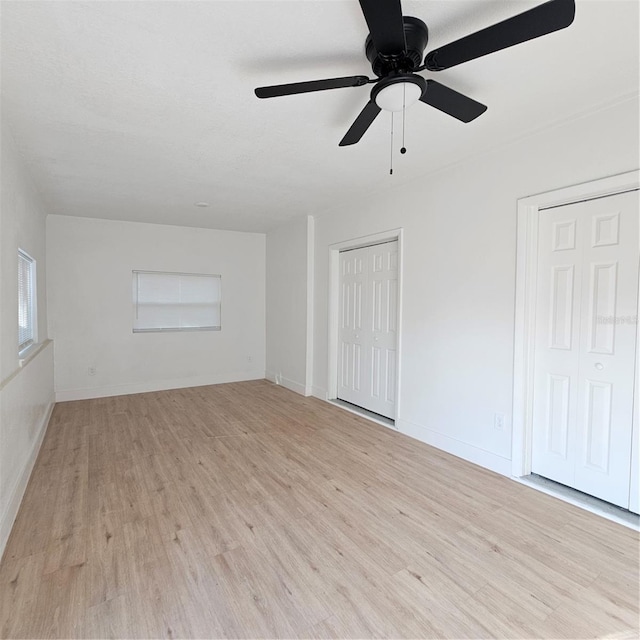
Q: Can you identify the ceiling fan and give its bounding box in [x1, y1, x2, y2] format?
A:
[255, 0, 575, 147]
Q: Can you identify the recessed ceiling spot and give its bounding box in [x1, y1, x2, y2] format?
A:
[194, 202, 210, 208]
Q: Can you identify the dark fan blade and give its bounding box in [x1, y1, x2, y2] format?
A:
[358, 0, 406, 56]
[425, 0, 575, 71]
[255, 76, 370, 98]
[339, 100, 381, 146]
[420, 80, 487, 123]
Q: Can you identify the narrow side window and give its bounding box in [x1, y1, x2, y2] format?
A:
[18, 249, 36, 354]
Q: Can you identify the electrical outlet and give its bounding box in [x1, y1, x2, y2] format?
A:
[247, 355, 253, 363]
[88, 366, 97, 376]
[494, 412, 505, 431]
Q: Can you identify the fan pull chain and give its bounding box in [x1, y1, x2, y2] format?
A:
[401, 83, 407, 154]
[389, 111, 394, 175]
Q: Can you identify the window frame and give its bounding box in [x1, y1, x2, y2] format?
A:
[132, 270, 222, 333]
[18, 248, 37, 355]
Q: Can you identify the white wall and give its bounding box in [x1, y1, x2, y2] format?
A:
[266, 215, 313, 395]
[0, 119, 54, 558]
[310, 96, 640, 475]
[47, 215, 266, 400]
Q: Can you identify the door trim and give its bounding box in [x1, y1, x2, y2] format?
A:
[512, 171, 640, 487]
[328, 229, 403, 425]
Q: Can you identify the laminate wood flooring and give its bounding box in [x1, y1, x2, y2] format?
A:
[1, 380, 638, 638]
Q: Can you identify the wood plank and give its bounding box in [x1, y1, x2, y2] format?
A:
[0, 380, 638, 638]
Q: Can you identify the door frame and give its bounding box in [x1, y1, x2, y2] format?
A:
[327, 229, 404, 425]
[512, 171, 640, 495]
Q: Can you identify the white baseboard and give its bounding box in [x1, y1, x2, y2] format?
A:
[311, 386, 327, 401]
[55, 370, 266, 402]
[265, 371, 309, 396]
[317, 395, 511, 476]
[395, 418, 512, 477]
[0, 398, 54, 561]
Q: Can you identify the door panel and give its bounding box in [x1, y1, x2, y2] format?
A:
[337, 241, 398, 419]
[532, 190, 639, 508]
[582, 379, 612, 472]
[545, 373, 570, 458]
[338, 248, 367, 405]
[367, 243, 398, 418]
[549, 265, 575, 350]
[574, 193, 638, 505]
[587, 262, 617, 354]
[532, 209, 582, 487]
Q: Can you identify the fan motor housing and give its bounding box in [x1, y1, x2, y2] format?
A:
[365, 16, 429, 77]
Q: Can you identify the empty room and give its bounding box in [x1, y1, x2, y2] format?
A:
[1, 0, 639, 638]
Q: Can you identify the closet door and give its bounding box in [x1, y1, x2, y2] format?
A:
[338, 246, 368, 409]
[532, 190, 639, 508]
[531, 206, 582, 488]
[367, 242, 398, 418]
[338, 242, 398, 419]
[573, 193, 638, 505]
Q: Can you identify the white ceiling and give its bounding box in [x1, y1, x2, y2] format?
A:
[1, 1, 638, 233]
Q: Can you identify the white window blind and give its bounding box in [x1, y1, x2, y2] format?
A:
[18, 249, 35, 353]
[133, 271, 221, 332]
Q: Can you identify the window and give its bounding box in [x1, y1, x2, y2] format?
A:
[18, 249, 36, 353]
[133, 270, 221, 332]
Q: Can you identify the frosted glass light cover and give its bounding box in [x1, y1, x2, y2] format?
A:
[375, 82, 423, 112]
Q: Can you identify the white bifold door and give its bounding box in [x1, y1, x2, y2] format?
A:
[338, 241, 398, 419]
[532, 190, 639, 509]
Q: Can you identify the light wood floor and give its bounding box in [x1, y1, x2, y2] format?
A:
[1, 380, 638, 639]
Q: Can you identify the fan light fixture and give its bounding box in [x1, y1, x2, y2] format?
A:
[375, 81, 422, 112]
[372, 75, 426, 112]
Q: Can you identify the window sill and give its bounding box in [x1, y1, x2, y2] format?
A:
[132, 326, 222, 333]
[18, 342, 36, 361]
[19, 342, 40, 366]
[0, 339, 52, 392]
[19, 340, 51, 369]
